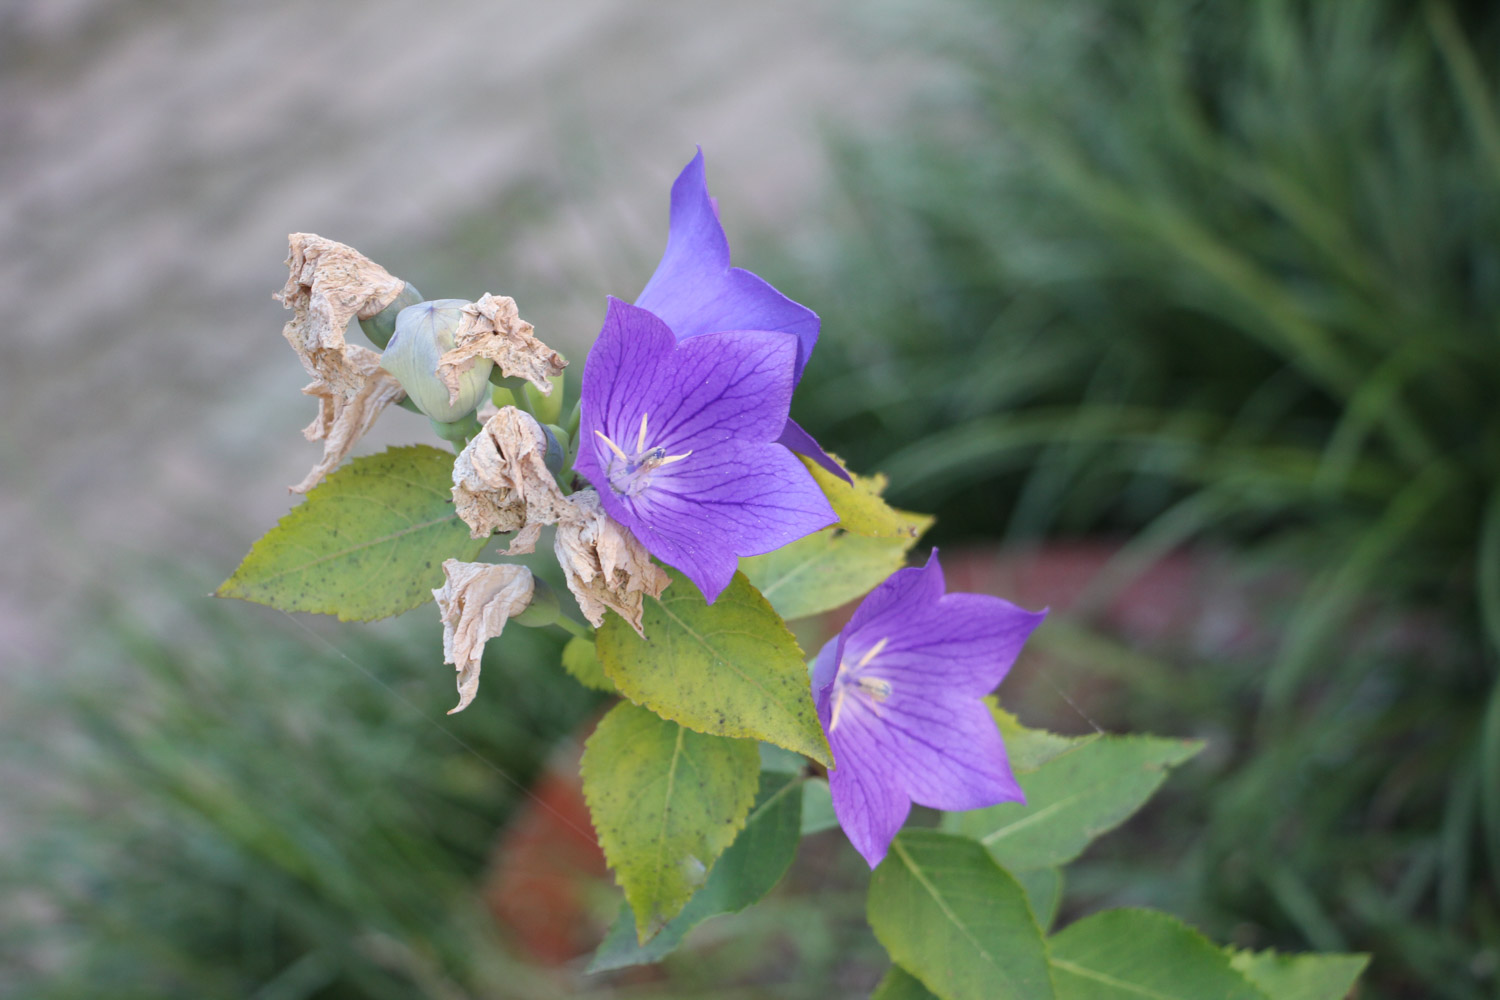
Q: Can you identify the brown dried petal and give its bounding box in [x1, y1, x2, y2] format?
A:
[434, 559, 535, 714]
[452, 407, 572, 541]
[277, 233, 407, 397]
[291, 344, 405, 493]
[553, 490, 671, 637]
[438, 293, 566, 401]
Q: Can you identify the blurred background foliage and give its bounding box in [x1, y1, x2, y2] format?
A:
[789, 0, 1500, 996]
[6, 0, 1500, 997]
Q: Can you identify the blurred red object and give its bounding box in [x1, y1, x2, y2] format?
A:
[482, 735, 609, 966]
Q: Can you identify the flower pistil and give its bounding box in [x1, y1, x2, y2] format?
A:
[593, 412, 692, 496]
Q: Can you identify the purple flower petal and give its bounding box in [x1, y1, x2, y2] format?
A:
[618, 439, 838, 601]
[776, 417, 853, 485]
[576, 298, 836, 603]
[812, 648, 911, 868]
[811, 550, 1044, 867]
[636, 150, 821, 382]
[846, 550, 948, 637]
[809, 634, 842, 697]
[844, 687, 1024, 813]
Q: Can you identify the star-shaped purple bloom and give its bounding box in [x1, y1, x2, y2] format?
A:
[811, 550, 1047, 867]
[635, 149, 850, 483]
[574, 297, 837, 604]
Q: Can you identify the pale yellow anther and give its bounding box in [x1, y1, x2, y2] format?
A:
[828, 637, 892, 733]
[637, 412, 650, 454]
[830, 687, 849, 732]
[595, 429, 629, 463]
[855, 637, 890, 671]
[657, 450, 693, 466]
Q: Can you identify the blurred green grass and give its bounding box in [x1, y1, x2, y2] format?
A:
[781, 1, 1500, 996]
[0, 567, 602, 998]
[0, 561, 883, 999]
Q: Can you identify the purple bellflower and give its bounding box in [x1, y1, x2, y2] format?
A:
[635, 150, 850, 483]
[810, 550, 1047, 867]
[574, 297, 837, 604]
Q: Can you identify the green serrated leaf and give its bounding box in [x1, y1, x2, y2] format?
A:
[800, 778, 838, 836]
[561, 637, 614, 692]
[1049, 909, 1268, 1000]
[869, 830, 1054, 1000]
[944, 734, 1202, 871]
[989, 700, 1090, 773]
[589, 768, 803, 971]
[1228, 948, 1369, 1000]
[1018, 867, 1064, 932]
[798, 453, 933, 540]
[740, 527, 917, 620]
[596, 568, 833, 766]
[581, 702, 759, 942]
[872, 966, 942, 1000]
[217, 445, 484, 622]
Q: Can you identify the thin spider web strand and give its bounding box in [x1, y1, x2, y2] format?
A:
[276, 608, 601, 845]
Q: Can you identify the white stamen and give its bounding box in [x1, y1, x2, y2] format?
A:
[637, 412, 649, 454]
[828, 637, 892, 733]
[595, 430, 628, 463]
[657, 450, 692, 466]
[855, 637, 889, 671]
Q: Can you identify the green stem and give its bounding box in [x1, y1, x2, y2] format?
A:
[429, 414, 481, 453]
[553, 615, 593, 641]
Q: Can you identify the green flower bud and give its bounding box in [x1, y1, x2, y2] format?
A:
[540, 423, 569, 481]
[523, 374, 566, 425]
[381, 299, 494, 422]
[513, 577, 561, 628]
[358, 281, 423, 349]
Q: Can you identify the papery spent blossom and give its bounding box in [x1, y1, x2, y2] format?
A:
[574, 298, 836, 603]
[452, 406, 573, 550]
[438, 292, 565, 401]
[276, 233, 409, 397]
[292, 343, 405, 493]
[434, 559, 535, 714]
[553, 488, 671, 636]
[634, 151, 849, 482]
[811, 550, 1046, 867]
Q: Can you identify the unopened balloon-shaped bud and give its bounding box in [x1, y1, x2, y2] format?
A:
[513, 576, 561, 628]
[359, 281, 423, 350]
[523, 374, 566, 425]
[541, 423, 569, 480]
[382, 300, 494, 421]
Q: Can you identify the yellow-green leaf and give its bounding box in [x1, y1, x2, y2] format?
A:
[740, 527, 917, 620]
[989, 700, 1092, 773]
[581, 702, 759, 942]
[589, 768, 804, 970]
[1228, 948, 1369, 1000]
[798, 453, 932, 540]
[217, 445, 484, 622]
[597, 569, 833, 766]
[561, 636, 615, 692]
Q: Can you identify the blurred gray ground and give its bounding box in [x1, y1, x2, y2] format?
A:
[0, 1, 923, 665]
